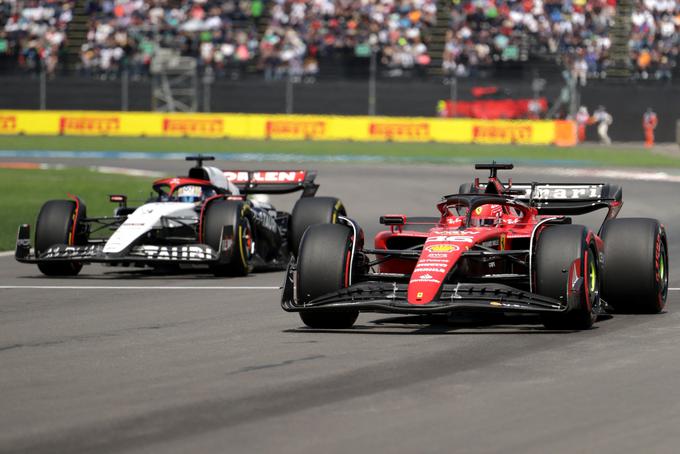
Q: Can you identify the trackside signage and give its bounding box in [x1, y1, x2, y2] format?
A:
[0, 110, 576, 146]
[368, 122, 430, 141]
[0, 115, 17, 133]
[162, 118, 224, 137]
[59, 116, 120, 135]
[265, 120, 326, 139]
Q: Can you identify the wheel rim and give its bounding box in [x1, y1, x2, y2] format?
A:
[659, 241, 668, 299]
[243, 220, 254, 257]
[587, 251, 600, 310]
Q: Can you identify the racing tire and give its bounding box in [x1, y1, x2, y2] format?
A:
[600, 218, 668, 313]
[203, 200, 253, 277]
[535, 224, 599, 330]
[289, 196, 346, 257]
[35, 200, 86, 276]
[296, 223, 359, 329]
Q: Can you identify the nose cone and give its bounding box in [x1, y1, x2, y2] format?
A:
[407, 243, 463, 305]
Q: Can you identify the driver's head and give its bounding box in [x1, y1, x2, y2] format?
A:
[176, 185, 204, 203]
[471, 203, 502, 226]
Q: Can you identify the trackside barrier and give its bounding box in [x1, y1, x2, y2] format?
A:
[0, 111, 577, 146]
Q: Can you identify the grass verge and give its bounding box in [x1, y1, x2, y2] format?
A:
[0, 135, 679, 168]
[0, 167, 154, 251]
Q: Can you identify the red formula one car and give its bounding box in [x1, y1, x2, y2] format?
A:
[282, 163, 668, 330]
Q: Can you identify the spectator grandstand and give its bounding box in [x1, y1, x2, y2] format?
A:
[0, 0, 677, 82]
[0, 0, 73, 75]
[443, 0, 678, 82]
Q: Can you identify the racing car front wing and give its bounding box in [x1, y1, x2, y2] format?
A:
[282, 276, 567, 315]
[15, 224, 221, 265]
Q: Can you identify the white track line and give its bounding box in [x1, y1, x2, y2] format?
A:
[0, 251, 14, 257]
[541, 167, 680, 183]
[0, 286, 281, 290]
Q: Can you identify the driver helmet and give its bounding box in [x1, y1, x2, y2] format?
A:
[471, 204, 502, 226]
[176, 185, 206, 203]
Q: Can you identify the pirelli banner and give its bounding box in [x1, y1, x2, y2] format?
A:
[0, 110, 577, 146]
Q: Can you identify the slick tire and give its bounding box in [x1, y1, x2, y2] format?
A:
[296, 223, 358, 329]
[203, 200, 253, 277]
[536, 224, 599, 330]
[35, 200, 86, 276]
[289, 197, 346, 257]
[600, 218, 668, 313]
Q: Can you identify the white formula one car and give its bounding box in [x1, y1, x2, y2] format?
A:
[16, 155, 346, 277]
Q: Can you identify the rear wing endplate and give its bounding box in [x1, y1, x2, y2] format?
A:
[509, 183, 622, 216]
[224, 170, 319, 197]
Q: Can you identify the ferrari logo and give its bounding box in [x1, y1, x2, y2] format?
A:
[499, 234, 506, 251]
[426, 244, 458, 253]
[416, 292, 423, 300]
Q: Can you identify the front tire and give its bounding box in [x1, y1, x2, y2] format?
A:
[296, 223, 358, 329]
[600, 218, 668, 313]
[535, 224, 599, 330]
[288, 197, 345, 256]
[35, 200, 86, 276]
[203, 200, 253, 277]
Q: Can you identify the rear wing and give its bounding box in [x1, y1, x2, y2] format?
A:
[508, 183, 622, 216]
[224, 170, 319, 197]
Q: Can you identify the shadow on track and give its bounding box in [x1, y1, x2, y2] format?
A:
[284, 313, 617, 335]
[15, 267, 265, 280]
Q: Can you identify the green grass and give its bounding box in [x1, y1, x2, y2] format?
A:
[0, 168, 154, 251]
[1, 135, 679, 168]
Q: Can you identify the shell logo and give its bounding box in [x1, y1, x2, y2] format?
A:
[425, 244, 459, 253]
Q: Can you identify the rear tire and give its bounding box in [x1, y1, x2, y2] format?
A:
[35, 200, 86, 276]
[297, 223, 358, 329]
[289, 197, 345, 256]
[535, 224, 598, 330]
[203, 200, 252, 277]
[600, 218, 668, 313]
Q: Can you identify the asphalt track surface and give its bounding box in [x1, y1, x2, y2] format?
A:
[2, 159, 680, 454]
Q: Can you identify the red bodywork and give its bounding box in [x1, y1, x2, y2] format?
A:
[439, 98, 548, 119]
[373, 173, 609, 306]
[152, 177, 217, 196]
[375, 206, 536, 305]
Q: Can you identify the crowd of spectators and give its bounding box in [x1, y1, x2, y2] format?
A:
[0, 0, 73, 76]
[80, 0, 262, 79]
[1, 0, 438, 78]
[261, 0, 437, 79]
[0, 0, 677, 81]
[442, 0, 678, 82]
[629, 0, 679, 81]
[443, 0, 616, 79]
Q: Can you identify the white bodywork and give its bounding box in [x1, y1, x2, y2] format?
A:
[204, 166, 240, 195]
[103, 202, 198, 254]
